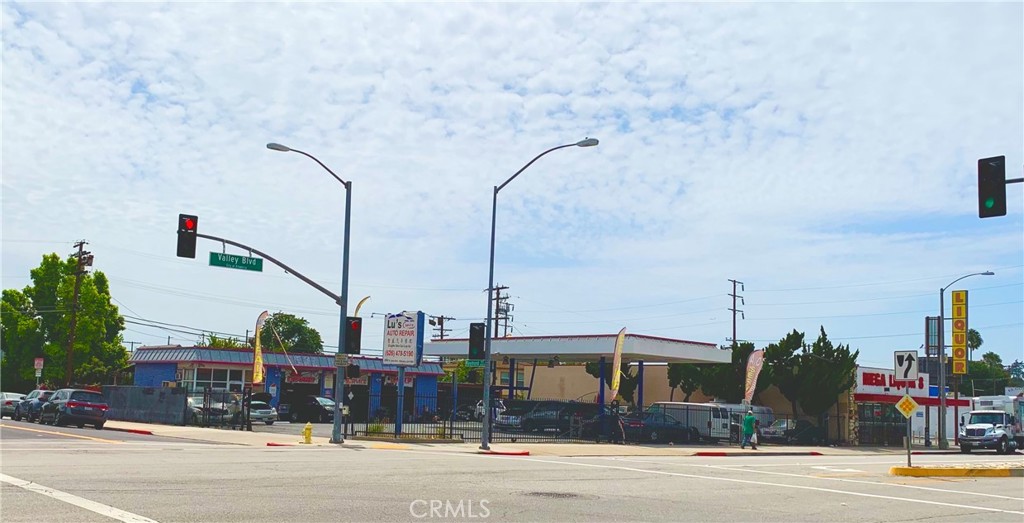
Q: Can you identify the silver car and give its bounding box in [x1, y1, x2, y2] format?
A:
[249, 401, 277, 425]
[2, 392, 26, 418]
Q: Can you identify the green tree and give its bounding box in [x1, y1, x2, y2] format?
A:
[700, 342, 770, 403]
[764, 329, 806, 417]
[1007, 360, 1024, 381]
[964, 351, 1012, 395]
[796, 327, 859, 418]
[258, 312, 324, 354]
[585, 361, 639, 404]
[967, 328, 983, 360]
[438, 360, 483, 384]
[3, 253, 127, 387]
[666, 363, 703, 401]
[1, 289, 45, 391]
[206, 334, 247, 348]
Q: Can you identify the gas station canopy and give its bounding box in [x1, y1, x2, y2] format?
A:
[424, 333, 731, 364]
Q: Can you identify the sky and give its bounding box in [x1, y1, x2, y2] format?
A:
[2, 2, 1022, 372]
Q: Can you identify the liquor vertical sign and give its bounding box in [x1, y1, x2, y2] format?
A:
[951, 290, 968, 375]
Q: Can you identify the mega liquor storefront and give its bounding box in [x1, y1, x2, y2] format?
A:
[850, 366, 969, 446]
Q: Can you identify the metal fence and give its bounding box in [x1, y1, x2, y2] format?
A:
[186, 387, 253, 430]
[102, 386, 188, 425]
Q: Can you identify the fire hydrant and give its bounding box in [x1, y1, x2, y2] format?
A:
[302, 422, 313, 444]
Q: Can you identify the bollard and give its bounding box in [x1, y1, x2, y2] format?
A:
[302, 422, 313, 444]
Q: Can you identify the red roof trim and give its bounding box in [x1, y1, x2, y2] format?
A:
[854, 393, 970, 407]
[428, 333, 718, 348]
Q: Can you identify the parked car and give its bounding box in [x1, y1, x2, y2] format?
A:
[39, 389, 108, 429]
[452, 404, 475, 421]
[2, 392, 26, 419]
[248, 401, 277, 425]
[761, 419, 797, 443]
[494, 404, 533, 431]
[623, 411, 700, 443]
[290, 396, 335, 423]
[784, 419, 825, 445]
[14, 389, 54, 422]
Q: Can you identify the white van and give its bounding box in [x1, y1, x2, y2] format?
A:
[647, 402, 731, 442]
[704, 402, 775, 442]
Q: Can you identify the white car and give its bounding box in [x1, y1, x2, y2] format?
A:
[249, 401, 278, 425]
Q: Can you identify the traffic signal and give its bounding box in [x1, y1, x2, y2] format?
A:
[177, 214, 198, 258]
[345, 363, 361, 379]
[468, 322, 485, 360]
[978, 156, 1007, 218]
[344, 317, 362, 354]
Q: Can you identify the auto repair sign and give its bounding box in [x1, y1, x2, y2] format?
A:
[383, 311, 424, 367]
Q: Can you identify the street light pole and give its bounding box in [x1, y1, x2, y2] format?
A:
[480, 138, 598, 451]
[937, 270, 994, 450]
[268, 142, 351, 445]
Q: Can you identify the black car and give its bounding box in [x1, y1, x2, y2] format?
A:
[784, 419, 825, 445]
[623, 411, 699, 443]
[289, 396, 336, 423]
[13, 389, 54, 422]
[39, 389, 108, 429]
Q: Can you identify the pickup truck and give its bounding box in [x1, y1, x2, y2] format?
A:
[958, 395, 1023, 454]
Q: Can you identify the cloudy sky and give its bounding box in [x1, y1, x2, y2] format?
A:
[3, 2, 1022, 371]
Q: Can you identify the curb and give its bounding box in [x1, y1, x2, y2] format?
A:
[478, 449, 531, 456]
[910, 451, 964, 455]
[695, 451, 823, 457]
[890, 466, 1024, 477]
[349, 436, 465, 444]
[266, 442, 296, 447]
[104, 427, 154, 436]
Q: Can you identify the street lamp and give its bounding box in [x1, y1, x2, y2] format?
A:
[937, 270, 994, 449]
[480, 137, 599, 450]
[267, 142, 352, 445]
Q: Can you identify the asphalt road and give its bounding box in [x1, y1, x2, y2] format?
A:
[2, 418, 1022, 523]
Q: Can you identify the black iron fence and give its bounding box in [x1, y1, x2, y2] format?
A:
[186, 387, 253, 430]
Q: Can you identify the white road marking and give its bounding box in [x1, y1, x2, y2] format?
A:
[0, 473, 159, 523]
[606, 457, 1024, 501]
[486, 456, 1024, 515]
[811, 465, 863, 472]
[690, 457, 1023, 468]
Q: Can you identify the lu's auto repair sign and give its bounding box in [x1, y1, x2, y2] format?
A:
[383, 311, 424, 367]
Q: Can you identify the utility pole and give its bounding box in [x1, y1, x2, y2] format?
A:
[125, 341, 140, 353]
[494, 286, 514, 337]
[429, 315, 455, 340]
[728, 279, 745, 347]
[65, 241, 91, 387]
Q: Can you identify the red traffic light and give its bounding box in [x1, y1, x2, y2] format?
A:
[184, 218, 195, 230]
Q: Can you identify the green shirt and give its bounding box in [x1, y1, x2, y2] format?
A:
[743, 414, 756, 435]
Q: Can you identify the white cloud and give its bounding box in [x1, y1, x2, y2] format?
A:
[2, 2, 1021, 367]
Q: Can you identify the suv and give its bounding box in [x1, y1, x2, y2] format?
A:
[39, 389, 108, 429]
[13, 389, 54, 422]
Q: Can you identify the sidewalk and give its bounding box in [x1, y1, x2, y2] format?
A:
[102, 420, 951, 457]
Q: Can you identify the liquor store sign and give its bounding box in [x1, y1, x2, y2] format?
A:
[856, 367, 929, 395]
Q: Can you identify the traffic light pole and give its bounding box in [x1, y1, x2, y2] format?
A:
[194, 233, 342, 305]
[332, 182, 352, 445]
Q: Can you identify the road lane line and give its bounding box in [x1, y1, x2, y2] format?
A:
[606, 457, 1023, 501]
[491, 456, 1024, 515]
[0, 424, 124, 444]
[0, 473, 158, 523]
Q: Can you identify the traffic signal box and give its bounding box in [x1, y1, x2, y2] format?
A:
[978, 156, 1007, 218]
[468, 322, 485, 360]
[345, 317, 362, 355]
[177, 214, 198, 258]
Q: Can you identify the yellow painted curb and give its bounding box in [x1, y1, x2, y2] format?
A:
[890, 466, 1021, 477]
[370, 443, 410, 450]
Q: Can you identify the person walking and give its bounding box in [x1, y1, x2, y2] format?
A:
[741, 409, 758, 450]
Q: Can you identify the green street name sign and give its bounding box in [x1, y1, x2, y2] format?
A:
[465, 360, 485, 368]
[209, 252, 263, 272]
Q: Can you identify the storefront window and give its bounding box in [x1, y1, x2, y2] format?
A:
[191, 367, 250, 392]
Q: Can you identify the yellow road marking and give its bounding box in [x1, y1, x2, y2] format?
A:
[1, 423, 124, 444]
[370, 443, 410, 450]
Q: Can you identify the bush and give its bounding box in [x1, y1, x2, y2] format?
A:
[367, 423, 386, 434]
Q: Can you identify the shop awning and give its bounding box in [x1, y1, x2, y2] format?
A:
[130, 346, 443, 375]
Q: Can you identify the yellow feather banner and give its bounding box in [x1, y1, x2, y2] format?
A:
[253, 311, 269, 384]
[609, 327, 626, 402]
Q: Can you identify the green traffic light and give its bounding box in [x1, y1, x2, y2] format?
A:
[985, 197, 995, 209]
